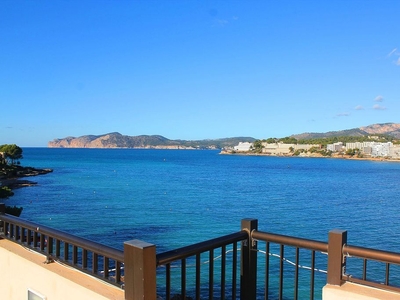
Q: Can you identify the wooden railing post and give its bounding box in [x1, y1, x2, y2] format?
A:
[124, 239, 156, 300]
[240, 218, 258, 300]
[327, 229, 347, 285]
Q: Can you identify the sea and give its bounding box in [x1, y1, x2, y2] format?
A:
[5, 147, 400, 298]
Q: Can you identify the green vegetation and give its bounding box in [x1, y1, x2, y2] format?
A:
[250, 140, 264, 153]
[0, 144, 23, 165]
[297, 135, 396, 147]
[293, 149, 306, 156]
[0, 186, 14, 198]
[0, 144, 24, 217]
[258, 135, 398, 148]
[278, 136, 298, 144]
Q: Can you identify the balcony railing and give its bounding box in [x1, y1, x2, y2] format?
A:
[0, 206, 124, 287]
[2, 204, 400, 299]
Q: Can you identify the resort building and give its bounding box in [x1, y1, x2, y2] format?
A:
[233, 142, 253, 152]
[261, 143, 316, 155]
[327, 142, 344, 152]
[341, 141, 399, 158]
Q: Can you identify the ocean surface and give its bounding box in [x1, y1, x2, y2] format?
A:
[6, 148, 400, 298]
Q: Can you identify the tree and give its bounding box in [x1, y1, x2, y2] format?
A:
[0, 186, 14, 198]
[0, 144, 23, 165]
[279, 137, 298, 144]
[251, 140, 264, 153]
[266, 138, 277, 143]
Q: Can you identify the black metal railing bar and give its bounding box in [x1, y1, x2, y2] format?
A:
[343, 243, 400, 293]
[0, 213, 124, 287]
[156, 231, 247, 300]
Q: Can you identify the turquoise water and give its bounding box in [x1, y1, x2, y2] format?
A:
[6, 148, 400, 298]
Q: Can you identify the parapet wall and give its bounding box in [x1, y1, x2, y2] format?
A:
[0, 238, 124, 300]
[323, 282, 400, 300]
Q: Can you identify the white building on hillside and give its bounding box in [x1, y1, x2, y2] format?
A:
[234, 142, 253, 152]
[261, 143, 316, 155]
[371, 142, 392, 157]
[327, 142, 344, 152]
[343, 141, 399, 158]
[345, 142, 373, 151]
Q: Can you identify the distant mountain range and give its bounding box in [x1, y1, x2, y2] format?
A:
[48, 133, 256, 149]
[48, 123, 400, 149]
[291, 123, 400, 140]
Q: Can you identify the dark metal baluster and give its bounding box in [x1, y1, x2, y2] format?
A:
[166, 264, 171, 300]
[385, 263, 390, 285]
[4, 221, 10, 238]
[27, 229, 32, 247]
[181, 259, 186, 299]
[10, 224, 15, 241]
[83, 249, 88, 269]
[115, 261, 121, 283]
[265, 242, 270, 300]
[221, 245, 226, 300]
[232, 242, 237, 300]
[196, 253, 201, 300]
[294, 247, 299, 300]
[15, 225, 19, 242]
[40, 233, 46, 251]
[73, 245, 78, 264]
[64, 242, 69, 261]
[56, 239, 60, 257]
[93, 253, 98, 274]
[33, 230, 38, 248]
[209, 249, 214, 299]
[47, 237, 54, 258]
[279, 244, 284, 300]
[104, 257, 109, 278]
[362, 259, 367, 280]
[21, 227, 26, 245]
[310, 250, 315, 300]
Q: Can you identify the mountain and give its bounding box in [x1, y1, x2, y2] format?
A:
[48, 123, 400, 149]
[48, 133, 256, 149]
[291, 123, 400, 140]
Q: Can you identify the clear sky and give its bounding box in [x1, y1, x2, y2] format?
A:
[1, 1, 399, 147]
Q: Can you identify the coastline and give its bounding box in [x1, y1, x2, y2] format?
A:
[219, 150, 400, 162]
[0, 167, 53, 190]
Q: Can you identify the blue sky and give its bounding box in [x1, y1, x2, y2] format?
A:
[1, 1, 399, 147]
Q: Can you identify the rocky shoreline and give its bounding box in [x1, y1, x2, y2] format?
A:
[0, 167, 53, 190]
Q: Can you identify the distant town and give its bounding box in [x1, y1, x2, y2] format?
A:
[224, 138, 400, 160]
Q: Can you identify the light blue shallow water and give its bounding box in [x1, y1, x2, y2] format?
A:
[6, 148, 400, 298]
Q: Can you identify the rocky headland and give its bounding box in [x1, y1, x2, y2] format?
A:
[48, 133, 256, 149]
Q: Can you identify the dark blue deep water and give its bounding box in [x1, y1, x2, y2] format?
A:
[6, 148, 400, 298]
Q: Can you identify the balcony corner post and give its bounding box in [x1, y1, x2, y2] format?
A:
[327, 229, 347, 286]
[240, 218, 258, 300]
[124, 239, 157, 300]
